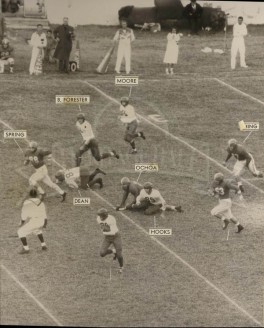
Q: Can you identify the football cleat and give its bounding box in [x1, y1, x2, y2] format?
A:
[118, 267, 123, 274]
[42, 245, 47, 251]
[222, 219, 230, 230]
[61, 192, 67, 202]
[18, 248, 30, 255]
[175, 206, 183, 213]
[139, 132, 146, 140]
[236, 224, 244, 233]
[258, 173, 263, 178]
[112, 150, 120, 159]
[129, 149, 137, 154]
[239, 185, 245, 193]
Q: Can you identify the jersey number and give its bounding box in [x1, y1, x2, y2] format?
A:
[28, 156, 39, 164]
[214, 187, 224, 195]
[65, 172, 74, 179]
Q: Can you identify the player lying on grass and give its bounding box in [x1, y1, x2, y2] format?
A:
[208, 172, 244, 233]
[75, 113, 119, 166]
[24, 141, 66, 202]
[116, 177, 143, 210]
[55, 167, 106, 190]
[97, 208, 124, 273]
[223, 139, 263, 192]
[127, 182, 183, 215]
[0, 38, 14, 73]
[119, 97, 146, 154]
[17, 187, 48, 254]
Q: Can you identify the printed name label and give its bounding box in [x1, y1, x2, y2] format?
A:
[149, 228, 172, 236]
[73, 198, 91, 205]
[238, 120, 259, 131]
[115, 76, 139, 85]
[135, 163, 159, 172]
[4, 130, 27, 139]
[56, 96, 90, 104]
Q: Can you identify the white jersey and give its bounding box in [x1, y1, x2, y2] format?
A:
[120, 104, 138, 123]
[233, 23, 247, 39]
[21, 198, 47, 221]
[30, 32, 47, 49]
[136, 188, 166, 206]
[114, 28, 135, 46]
[64, 167, 80, 188]
[97, 215, 119, 236]
[76, 120, 95, 143]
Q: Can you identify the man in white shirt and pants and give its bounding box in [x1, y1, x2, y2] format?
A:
[29, 24, 47, 75]
[114, 20, 135, 75]
[231, 16, 248, 70]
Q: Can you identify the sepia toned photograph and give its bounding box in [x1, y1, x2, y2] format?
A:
[0, 0, 263, 327]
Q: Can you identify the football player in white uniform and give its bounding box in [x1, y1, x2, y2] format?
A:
[17, 187, 48, 254]
[97, 208, 124, 273]
[119, 97, 146, 154]
[75, 113, 119, 166]
[55, 166, 106, 189]
[129, 182, 183, 215]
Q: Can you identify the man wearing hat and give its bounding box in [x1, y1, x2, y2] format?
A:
[183, 0, 203, 36]
[130, 182, 183, 215]
[97, 208, 124, 273]
[53, 17, 75, 73]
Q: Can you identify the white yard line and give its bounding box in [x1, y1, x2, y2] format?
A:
[0, 111, 262, 326]
[1, 264, 63, 326]
[81, 80, 264, 195]
[214, 78, 264, 107]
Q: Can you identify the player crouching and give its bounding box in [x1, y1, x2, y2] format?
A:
[119, 97, 146, 154]
[97, 208, 124, 273]
[17, 187, 48, 254]
[223, 139, 263, 192]
[55, 167, 106, 190]
[0, 38, 14, 73]
[209, 173, 244, 233]
[128, 182, 183, 215]
[24, 141, 66, 202]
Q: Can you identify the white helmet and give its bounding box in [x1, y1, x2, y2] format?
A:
[228, 139, 238, 147]
[29, 141, 38, 149]
[214, 172, 224, 182]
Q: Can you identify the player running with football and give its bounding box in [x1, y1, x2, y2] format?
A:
[119, 97, 146, 154]
[24, 141, 66, 202]
[17, 187, 48, 254]
[223, 139, 263, 192]
[209, 172, 244, 233]
[75, 113, 119, 166]
[128, 182, 183, 215]
[116, 176, 143, 210]
[55, 166, 106, 190]
[97, 208, 124, 273]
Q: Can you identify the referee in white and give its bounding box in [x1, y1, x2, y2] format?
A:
[17, 187, 48, 254]
[231, 16, 248, 70]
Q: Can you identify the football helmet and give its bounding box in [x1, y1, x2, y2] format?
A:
[214, 172, 224, 182]
[228, 139, 238, 147]
[29, 141, 38, 149]
[77, 113, 85, 121]
[55, 170, 65, 182]
[97, 208, 108, 219]
[120, 96, 129, 105]
[143, 182, 153, 189]
[2, 38, 9, 46]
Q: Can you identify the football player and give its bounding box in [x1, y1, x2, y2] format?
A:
[223, 139, 263, 192]
[209, 172, 244, 232]
[119, 97, 146, 154]
[75, 113, 119, 166]
[0, 38, 14, 73]
[97, 208, 124, 273]
[24, 141, 66, 202]
[55, 167, 106, 190]
[116, 177, 143, 210]
[129, 182, 183, 215]
[17, 187, 48, 254]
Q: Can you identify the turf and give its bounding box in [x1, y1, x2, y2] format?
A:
[0, 25, 264, 327]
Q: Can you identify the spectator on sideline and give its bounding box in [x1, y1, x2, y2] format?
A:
[183, 0, 203, 36]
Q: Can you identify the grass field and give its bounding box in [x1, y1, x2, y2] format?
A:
[0, 25, 264, 327]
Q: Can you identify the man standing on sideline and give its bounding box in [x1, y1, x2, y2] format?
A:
[29, 24, 47, 75]
[44, 30, 57, 64]
[17, 187, 48, 254]
[114, 19, 135, 75]
[183, 0, 203, 36]
[53, 17, 75, 74]
[231, 16, 248, 70]
[97, 208, 124, 273]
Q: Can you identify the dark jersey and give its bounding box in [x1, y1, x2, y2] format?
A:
[227, 144, 251, 161]
[120, 181, 143, 207]
[211, 179, 238, 199]
[25, 148, 51, 169]
[0, 45, 14, 59]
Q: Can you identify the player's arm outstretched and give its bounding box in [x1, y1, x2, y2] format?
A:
[116, 188, 129, 210]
